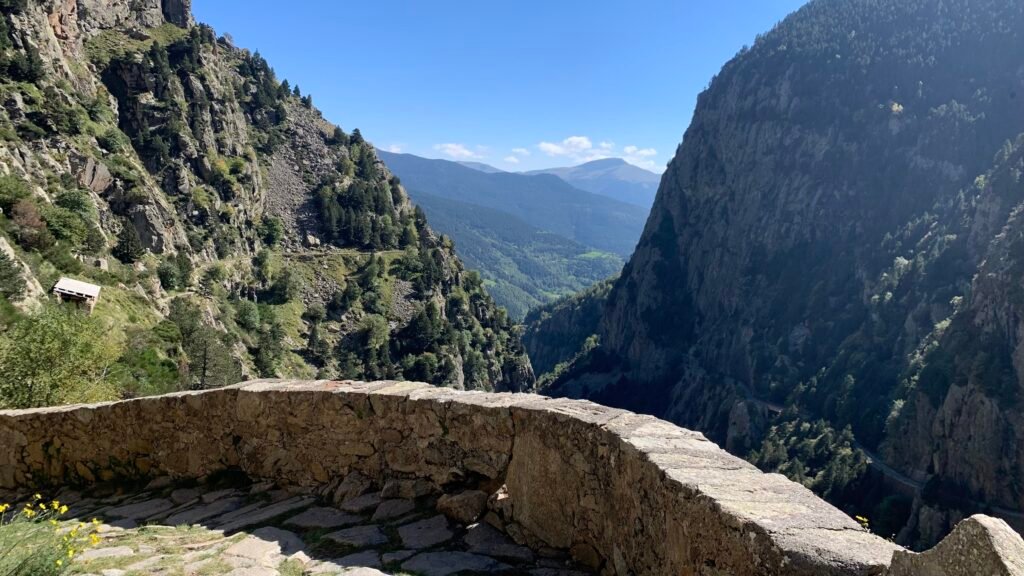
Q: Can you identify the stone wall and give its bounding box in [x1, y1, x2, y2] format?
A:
[0, 380, 1020, 575]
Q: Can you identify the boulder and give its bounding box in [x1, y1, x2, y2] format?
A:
[437, 490, 488, 524]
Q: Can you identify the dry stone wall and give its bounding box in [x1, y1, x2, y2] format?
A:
[0, 380, 1020, 575]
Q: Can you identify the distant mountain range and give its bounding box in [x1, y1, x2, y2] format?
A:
[524, 158, 661, 208]
[455, 157, 662, 208]
[457, 161, 505, 174]
[378, 152, 645, 317]
[379, 152, 646, 257]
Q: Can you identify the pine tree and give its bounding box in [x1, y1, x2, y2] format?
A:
[113, 221, 145, 263]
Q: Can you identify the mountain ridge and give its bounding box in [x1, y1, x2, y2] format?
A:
[378, 151, 646, 257]
[524, 157, 661, 207]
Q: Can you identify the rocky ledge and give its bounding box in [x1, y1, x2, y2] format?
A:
[0, 380, 1021, 575]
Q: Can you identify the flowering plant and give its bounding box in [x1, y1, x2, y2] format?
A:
[0, 494, 102, 576]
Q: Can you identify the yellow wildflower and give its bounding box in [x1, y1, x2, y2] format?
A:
[23, 507, 36, 518]
[49, 519, 58, 526]
[89, 533, 101, 546]
[51, 500, 60, 510]
[33, 493, 41, 500]
[67, 548, 75, 558]
[55, 559, 63, 567]
[0, 503, 9, 513]
[91, 518, 100, 526]
[59, 505, 69, 514]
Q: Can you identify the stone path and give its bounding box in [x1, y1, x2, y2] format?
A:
[19, 473, 592, 576]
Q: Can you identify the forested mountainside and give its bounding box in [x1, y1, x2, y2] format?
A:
[522, 278, 612, 380]
[524, 158, 660, 208]
[0, 0, 532, 408]
[378, 151, 647, 258]
[535, 0, 1024, 547]
[411, 191, 621, 320]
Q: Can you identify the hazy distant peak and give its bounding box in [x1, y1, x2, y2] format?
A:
[457, 161, 506, 174]
[523, 158, 661, 207]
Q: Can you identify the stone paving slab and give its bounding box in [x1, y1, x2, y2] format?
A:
[340, 493, 381, 514]
[166, 496, 246, 525]
[402, 551, 512, 576]
[285, 506, 363, 529]
[398, 514, 454, 549]
[465, 521, 535, 562]
[324, 524, 389, 548]
[370, 498, 415, 521]
[216, 495, 317, 532]
[53, 473, 589, 576]
[104, 497, 174, 520]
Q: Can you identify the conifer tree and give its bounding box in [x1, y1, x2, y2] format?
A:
[113, 221, 144, 263]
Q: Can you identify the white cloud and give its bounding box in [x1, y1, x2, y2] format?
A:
[386, 144, 403, 153]
[537, 135, 614, 163]
[538, 135, 594, 157]
[623, 145, 659, 170]
[511, 147, 531, 157]
[538, 141, 567, 156]
[433, 143, 483, 160]
[623, 145, 656, 158]
[503, 155, 520, 164]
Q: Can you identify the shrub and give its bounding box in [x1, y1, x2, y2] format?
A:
[157, 259, 180, 290]
[0, 251, 25, 301]
[234, 298, 260, 331]
[0, 175, 29, 212]
[259, 216, 284, 246]
[11, 200, 54, 251]
[0, 306, 121, 409]
[54, 190, 93, 214]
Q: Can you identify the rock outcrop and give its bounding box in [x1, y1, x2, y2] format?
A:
[889, 515, 1024, 576]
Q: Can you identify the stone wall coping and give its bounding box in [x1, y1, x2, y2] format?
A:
[1, 379, 1020, 575]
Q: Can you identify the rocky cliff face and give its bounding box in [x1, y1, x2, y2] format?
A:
[545, 0, 1024, 546]
[0, 0, 531, 393]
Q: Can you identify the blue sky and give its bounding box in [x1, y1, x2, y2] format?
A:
[192, 1, 807, 173]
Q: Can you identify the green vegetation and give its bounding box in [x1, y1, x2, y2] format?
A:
[112, 222, 144, 263]
[412, 191, 623, 319]
[0, 7, 532, 406]
[751, 415, 868, 501]
[0, 250, 24, 300]
[0, 497, 103, 576]
[0, 0, 42, 83]
[0, 306, 120, 409]
[523, 277, 615, 378]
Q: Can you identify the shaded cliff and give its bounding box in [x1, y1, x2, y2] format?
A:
[543, 0, 1024, 546]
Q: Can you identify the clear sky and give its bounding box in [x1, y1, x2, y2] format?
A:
[192, 1, 807, 173]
